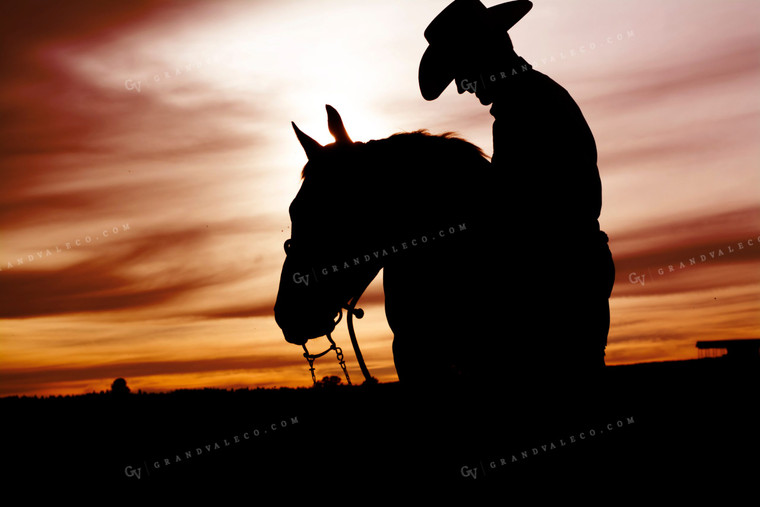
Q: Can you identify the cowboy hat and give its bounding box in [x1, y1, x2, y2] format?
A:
[418, 0, 533, 101]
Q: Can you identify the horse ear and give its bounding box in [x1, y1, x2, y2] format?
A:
[292, 122, 323, 159]
[326, 104, 352, 144]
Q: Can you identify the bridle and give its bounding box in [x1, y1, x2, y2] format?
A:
[301, 297, 373, 386]
[282, 239, 375, 386]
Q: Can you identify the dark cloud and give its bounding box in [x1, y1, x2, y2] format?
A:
[0, 1, 174, 157]
[0, 187, 114, 231]
[587, 35, 760, 111]
[612, 205, 760, 256]
[192, 278, 385, 321]
[0, 0, 267, 217]
[0, 1, 166, 70]
[195, 305, 275, 320]
[0, 218, 277, 318]
[611, 206, 760, 297]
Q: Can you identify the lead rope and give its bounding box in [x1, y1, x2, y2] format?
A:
[345, 297, 374, 384]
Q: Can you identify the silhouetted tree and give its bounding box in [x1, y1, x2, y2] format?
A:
[315, 375, 342, 388]
[110, 378, 131, 396]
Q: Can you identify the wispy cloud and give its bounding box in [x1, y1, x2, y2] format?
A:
[1, 0, 758, 395]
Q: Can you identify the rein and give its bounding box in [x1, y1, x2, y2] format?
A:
[301, 296, 374, 386]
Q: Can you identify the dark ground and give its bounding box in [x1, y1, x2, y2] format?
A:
[1, 358, 757, 501]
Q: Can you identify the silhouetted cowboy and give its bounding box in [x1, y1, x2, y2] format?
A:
[419, 0, 615, 378]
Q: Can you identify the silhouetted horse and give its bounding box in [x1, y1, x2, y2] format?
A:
[274, 105, 604, 391]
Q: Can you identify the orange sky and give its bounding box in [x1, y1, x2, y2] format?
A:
[1, 0, 758, 396]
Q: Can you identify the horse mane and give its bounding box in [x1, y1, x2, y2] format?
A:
[385, 129, 490, 161]
[301, 130, 489, 179]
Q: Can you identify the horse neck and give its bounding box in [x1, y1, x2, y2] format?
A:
[350, 134, 493, 276]
[368, 161, 482, 241]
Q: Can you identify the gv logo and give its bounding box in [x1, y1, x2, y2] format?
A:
[628, 272, 646, 286]
[460, 465, 479, 479]
[124, 465, 142, 479]
[459, 78, 478, 93]
[292, 272, 310, 286]
[124, 79, 142, 93]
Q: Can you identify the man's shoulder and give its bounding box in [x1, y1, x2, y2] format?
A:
[525, 69, 572, 96]
[490, 68, 577, 115]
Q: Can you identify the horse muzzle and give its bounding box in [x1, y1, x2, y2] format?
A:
[280, 322, 336, 346]
[274, 304, 338, 346]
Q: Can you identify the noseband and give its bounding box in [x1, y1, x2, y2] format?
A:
[283, 240, 374, 386]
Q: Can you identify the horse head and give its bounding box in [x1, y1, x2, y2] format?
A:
[274, 105, 383, 346]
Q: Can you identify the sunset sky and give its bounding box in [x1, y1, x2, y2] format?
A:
[1, 0, 758, 396]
